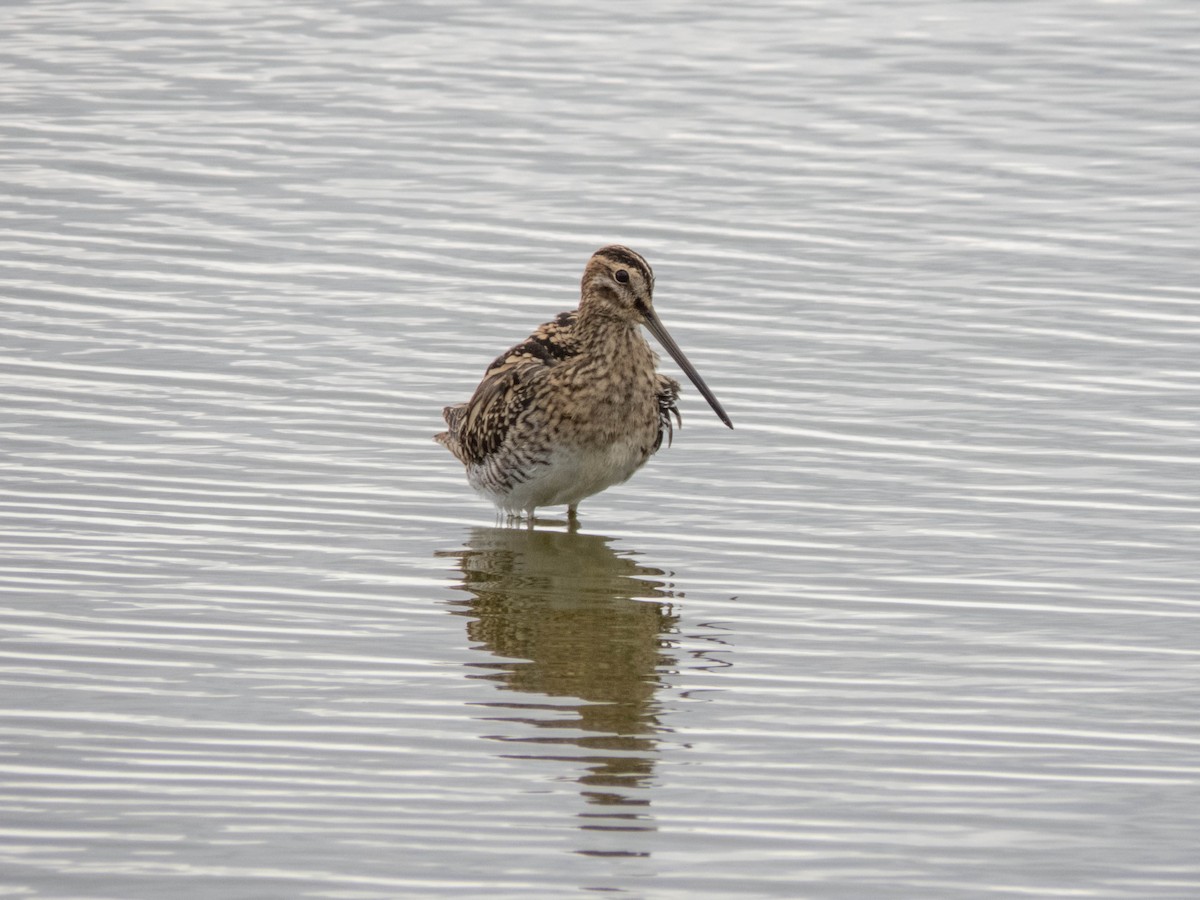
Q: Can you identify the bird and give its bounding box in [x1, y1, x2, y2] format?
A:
[435, 245, 732, 522]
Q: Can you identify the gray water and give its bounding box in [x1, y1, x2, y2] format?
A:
[3, 1, 1199, 897]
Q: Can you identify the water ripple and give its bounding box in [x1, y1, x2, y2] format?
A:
[3, 0, 1200, 897]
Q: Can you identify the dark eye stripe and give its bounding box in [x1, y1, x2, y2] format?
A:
[597, 246, 653, 286]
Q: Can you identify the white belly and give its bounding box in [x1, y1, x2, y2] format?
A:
[477, 438, 650, 515]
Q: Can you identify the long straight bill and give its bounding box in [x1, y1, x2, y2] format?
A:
[642, 309, 733, 429]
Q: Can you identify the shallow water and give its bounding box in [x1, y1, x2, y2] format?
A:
[2, 0, 1199, 897]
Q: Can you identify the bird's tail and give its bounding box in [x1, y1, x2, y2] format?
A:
[434, 404, 467, 461]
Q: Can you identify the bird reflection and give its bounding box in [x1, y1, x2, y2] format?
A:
[438, 527, 679, 849]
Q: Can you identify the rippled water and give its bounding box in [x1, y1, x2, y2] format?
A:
[3, 1, 1199, 897]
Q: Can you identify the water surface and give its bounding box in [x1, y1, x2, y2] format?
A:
[2, 1, 1199, 897]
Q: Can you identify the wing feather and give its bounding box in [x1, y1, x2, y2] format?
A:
[655, 374, 682, 450]
[436, 311, 579, 466]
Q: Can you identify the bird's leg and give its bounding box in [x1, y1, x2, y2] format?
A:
[567, 504, 579, 524]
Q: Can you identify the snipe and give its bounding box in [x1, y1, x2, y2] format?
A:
[436, 245, 732, 521]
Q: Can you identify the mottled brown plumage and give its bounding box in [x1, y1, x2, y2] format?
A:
[436, 245, 732, 520]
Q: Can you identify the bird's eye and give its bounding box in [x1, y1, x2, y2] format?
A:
[614, 269, 630, 284]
